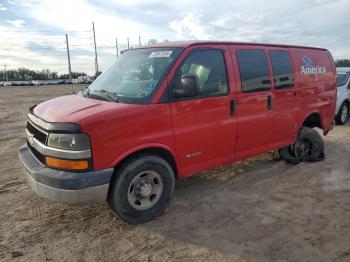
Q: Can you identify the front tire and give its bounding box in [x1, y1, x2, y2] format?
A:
[279, 126, 325, 164]
[107, 155, 175, 224]
[335, 102, 349, 125]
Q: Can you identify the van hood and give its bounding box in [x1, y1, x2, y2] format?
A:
[33, 94, 132, 123]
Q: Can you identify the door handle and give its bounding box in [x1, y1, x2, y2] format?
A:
[230, 99, 236, 116]
[267, 95, 272, 110]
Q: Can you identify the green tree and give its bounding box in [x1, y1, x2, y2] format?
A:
[335, 59, 350, 67]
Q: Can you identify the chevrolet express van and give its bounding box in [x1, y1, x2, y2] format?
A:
[19, 41, 336, 224]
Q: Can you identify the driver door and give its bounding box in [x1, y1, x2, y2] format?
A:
[169, 47, 237, 176]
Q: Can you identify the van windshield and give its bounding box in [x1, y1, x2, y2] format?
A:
[86, 47, 183, 104]
[337, 73, 349, 87]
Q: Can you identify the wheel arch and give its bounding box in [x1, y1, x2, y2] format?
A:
[111, 144, 179, 180]
[302, 111, 323, 130]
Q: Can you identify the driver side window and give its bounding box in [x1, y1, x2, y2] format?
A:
[176, 49, 228, 98]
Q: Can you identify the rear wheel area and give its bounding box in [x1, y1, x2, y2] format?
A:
[279, 126, 324, 164]
[107, 155, 175, 224]
[335, 102, 349, 125]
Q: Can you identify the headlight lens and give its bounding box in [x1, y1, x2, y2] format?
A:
[47, 133, 91, 151]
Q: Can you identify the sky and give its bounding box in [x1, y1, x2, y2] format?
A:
[0, 0, 349, 75]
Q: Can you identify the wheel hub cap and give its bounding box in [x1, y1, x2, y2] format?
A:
[127, 170, 163, 210]
[134, 179, 153, 198]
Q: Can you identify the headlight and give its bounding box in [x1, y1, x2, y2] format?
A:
[47, 133, 91, 151]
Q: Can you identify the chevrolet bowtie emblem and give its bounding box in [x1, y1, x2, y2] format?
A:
[28, 133, 34, 144]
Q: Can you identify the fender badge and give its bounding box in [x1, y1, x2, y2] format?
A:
[28, 133, 34, 144]
[186, 152, 202, 158]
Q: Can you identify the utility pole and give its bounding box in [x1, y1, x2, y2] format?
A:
[92, 22, 99, 77]
[2, 64, 8, 82]
[139, 36, 141, 47]
[116, 37, 119, 58]
[127, 37, 130, 50]
[65, 34, 72, 86]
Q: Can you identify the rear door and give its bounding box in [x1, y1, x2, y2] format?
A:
[268, 48, 297, 148]
[169, 46, 237, 176]
[230, 46, 274, 160]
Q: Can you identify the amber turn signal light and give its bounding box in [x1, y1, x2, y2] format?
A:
[45, 157, 89, 170]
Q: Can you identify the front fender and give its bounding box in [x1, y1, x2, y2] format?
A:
[110, 143, 180, 177]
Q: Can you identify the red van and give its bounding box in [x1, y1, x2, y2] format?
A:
[19, 41, 336, 224]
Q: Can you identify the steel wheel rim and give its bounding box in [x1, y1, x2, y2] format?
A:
[341, 105, 348, 123]
[293, 138, 312, 158]
[127, 170, 163, 210]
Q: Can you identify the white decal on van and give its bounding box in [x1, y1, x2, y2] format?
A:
[301, 55, 327, 75]
[149, 51, 173, 58]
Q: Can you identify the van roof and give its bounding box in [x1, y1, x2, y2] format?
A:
[140, 40, 328, 51]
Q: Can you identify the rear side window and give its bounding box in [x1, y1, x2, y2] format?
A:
[269, 51, 294, 89]
[236, 50, 271, 93]
[337, 73, 349, 87]
[177, 49, 228, 97]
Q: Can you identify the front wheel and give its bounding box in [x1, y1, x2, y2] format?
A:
[107, 155, 175, 224]
[335, 102, 349, 125]
[279, 126, 325, 164]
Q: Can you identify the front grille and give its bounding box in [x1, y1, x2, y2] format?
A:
[27, 141, 45, 164]
[27, 121, 47, 144]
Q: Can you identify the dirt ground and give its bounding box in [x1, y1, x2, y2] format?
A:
[0, 85, 350, 262]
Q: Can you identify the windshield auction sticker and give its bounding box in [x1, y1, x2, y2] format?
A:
[149, 51, 173, 58]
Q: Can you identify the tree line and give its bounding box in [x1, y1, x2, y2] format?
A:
[0, 68, 87, 81]
[1, 59, 349, 81]
[335, 59, 350, 67]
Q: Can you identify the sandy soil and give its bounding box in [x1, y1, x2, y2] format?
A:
[0, 85, 350, 262]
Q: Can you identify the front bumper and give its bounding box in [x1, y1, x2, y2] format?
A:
[19, 144, 114, 204]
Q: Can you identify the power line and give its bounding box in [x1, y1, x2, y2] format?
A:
[2, 36, 93, 40]
[0, 29, 92, 33]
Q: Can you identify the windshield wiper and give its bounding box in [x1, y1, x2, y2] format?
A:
[87, 89, 120, 103]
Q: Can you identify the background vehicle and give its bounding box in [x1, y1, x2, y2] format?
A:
[335, 67, 350, 125]
[32, 80, 44, 86]
[19, 41, 336, 224]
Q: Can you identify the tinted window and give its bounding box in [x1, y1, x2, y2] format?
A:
[337, 73, 349, 87]
[237, 50, 271, 93]
[176, 49, 228, 97]
[269, 51, 294, 89]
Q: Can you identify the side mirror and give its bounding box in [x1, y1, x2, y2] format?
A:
[173, 74, 199, 99]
